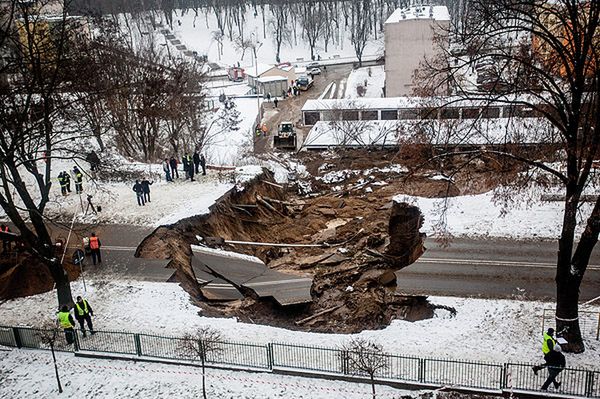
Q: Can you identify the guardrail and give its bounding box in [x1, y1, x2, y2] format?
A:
[0, 325, 598, 397]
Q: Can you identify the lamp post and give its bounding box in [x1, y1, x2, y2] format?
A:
[251, 32, 263, 122]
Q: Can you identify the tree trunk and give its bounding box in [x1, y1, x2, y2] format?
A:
[370, 374, 376, 399]
[555, 276, 584, 353]
[49, 259, 73, 307]
[201, 358, 207, 399]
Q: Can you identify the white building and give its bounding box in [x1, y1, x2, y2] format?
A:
[384, 5, 450, 97]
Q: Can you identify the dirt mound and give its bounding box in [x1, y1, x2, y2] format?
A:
[0, 253, 80, 300]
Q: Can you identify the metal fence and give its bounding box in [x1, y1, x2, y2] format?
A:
[1, 325, 599, 397]
[542, 309, 600, 341]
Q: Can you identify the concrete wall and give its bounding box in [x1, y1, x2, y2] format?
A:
[384, 19, 449, 97]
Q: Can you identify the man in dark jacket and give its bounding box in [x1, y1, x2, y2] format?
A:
[133, 180, 145, 206]
[540, 345, 566, 390]
[73, 166, 83, 194]
[58, 172, 68, 196]
[63, 171, 71, 193]
[169, 156, 179, 179]
[141, 179, 153, 203]
[182, 154, 189, 177]
[193, 150, 201, 174]
[200, 154, 207, 176]
[74, 296, 94, 337]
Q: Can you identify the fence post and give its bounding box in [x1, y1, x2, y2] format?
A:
[134, 334, 142, 356]
[585, 371, 595, 397]
[596, 313, 600, 341]
[73, 330, 80, 352]
[418, 359, 426, 383]
[501, 364, 508, 389]
[11, 327, 22, 348]
[341, 350, 348, 375]
[267, 343, 274, 370]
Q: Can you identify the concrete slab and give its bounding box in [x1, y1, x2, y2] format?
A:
[191, 256, 243, 301]
[191, 246, 313, 306]
[89, 249, 174, 282]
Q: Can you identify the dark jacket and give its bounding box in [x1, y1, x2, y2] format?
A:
[141, 180, 152, 193]
[546, 350, 566, 368]
[133, 182, 143, 194]
[169, 158, 177, 169]
[193, 152, 200, 164]
[200, 155, 206, 166]
[74, 300, 93, 319]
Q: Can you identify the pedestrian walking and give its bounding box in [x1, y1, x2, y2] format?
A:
[1, 224, 10, 253]
[193, 150, 201, 174]
[274, 97, 278, 108]
[73, 166, 83, 194]
[74, 296, 94, 337]
[58, 172, 68, 196]
[64, 171, 71, 193]
[133, 180, 145, 206]
[533, 328, 557, 374]
[169, 156, 179, 179]
[141, 178, 153, 203]
[162, 158, 172, 182]
[88, 232, 102, 265]
[267, 92, 271, 102]
[200, 154, 207, 176]
[540, 345, 566, 390]
[185, 154, 195, 181]
[57, 305, 75, 345]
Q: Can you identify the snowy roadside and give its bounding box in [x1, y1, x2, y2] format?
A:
[1, 278, 598, 370]
[0, 349, 415, 399]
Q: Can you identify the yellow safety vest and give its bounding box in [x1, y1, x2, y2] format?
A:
[58, 311, 73, 329]
[75, 300, 89, 316]
[542, 332, 556, 354]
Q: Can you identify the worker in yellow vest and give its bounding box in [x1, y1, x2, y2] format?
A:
[57, 305, 75, 345]
[74, 296, 94, 337]
[532, 328, 557, 374]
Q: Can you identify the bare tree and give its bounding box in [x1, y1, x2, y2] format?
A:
[417, 0, 600, 352]
[178, 327, 223, 399]
[341, 338, 389, 399]
[269, 3, 289, 63]
[349, 0, 372, 67]
[0, 0, 95, 306]
[299, 1, 326, 61]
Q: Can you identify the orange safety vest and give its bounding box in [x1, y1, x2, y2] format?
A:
[89, 236, 99, 250]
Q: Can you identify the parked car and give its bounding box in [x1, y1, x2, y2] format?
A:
[307, 61, 320, 69]
[308, 67, 322, 76]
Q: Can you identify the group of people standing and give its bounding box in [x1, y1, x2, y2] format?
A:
[57, 296, 95, 344]
[132, 179, 153, 206]
[57, 166, 84, 196]
[162, 151, 206, 183]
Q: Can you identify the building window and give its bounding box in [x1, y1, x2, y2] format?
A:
[462, 108, 481, 119]
[440, 108, 460, 119]
[304, 112, 320, 125]
[398, 109, 419, 120]
[481, 107, 500, 118]
[341, 110, 359, 120]
[361, 110, 378, 120]
[380, 110, 398, 120]
[419, 108, 437, 120]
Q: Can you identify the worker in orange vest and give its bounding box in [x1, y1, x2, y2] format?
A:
[261, 123, 268, 136]
[88, 232, 102, 265]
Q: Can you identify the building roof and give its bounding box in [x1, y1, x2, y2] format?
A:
[257, 76, 288, 83]
[302, 117, 557, 149]
[385, 5, 450, 24]
[246, 63, 277, 78]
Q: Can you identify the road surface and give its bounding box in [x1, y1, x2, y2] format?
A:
[396, 238, 600, 301]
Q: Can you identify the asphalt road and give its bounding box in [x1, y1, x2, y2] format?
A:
[396, 238, 600, 301]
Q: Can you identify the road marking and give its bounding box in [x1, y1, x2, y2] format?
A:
[417, 257, 600, 271]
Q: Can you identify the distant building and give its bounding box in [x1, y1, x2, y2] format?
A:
[247, 63, 297, 94]
[384, 5, 450, 97]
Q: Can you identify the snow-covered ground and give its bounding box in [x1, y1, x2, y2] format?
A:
[0, 349, 414, 399]
[344, 65, 386, 98]
[1, 278, 598, 370]
[168, 6, 384, 68]
[394, 189, 593, 240]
